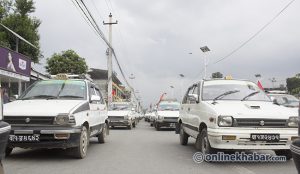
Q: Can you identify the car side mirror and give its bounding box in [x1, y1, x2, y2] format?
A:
[188, 94, 199, 104]
[90, 95, 101, 103]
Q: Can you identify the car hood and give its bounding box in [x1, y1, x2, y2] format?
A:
[4, 100, 85, 116]
[157, 111, 179, 117]
[107, 110, 130, 116]
[206, 101, 296, 119]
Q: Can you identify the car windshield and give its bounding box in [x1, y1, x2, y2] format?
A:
[158, 103, 180, 111]
[270, 95, 299, 107]
[109, 103, 131, 111]
[20, 80, 87, 100]
[202, 81, 270, 101]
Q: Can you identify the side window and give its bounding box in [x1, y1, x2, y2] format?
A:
[192, 85, 199, 95]
[182, 86, 195, 104]
[95, 88, 105, 104]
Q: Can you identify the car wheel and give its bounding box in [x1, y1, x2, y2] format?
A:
[71, 126, 89, 159]
[196, 128, 216, 155]
[179, 124, 188, 145]
[156, 123, 160, 131]
[133, 122, 136, 128]
[98, 123, 108, 144]
[5, 147, 13, 157]
[127, 122, 133, 130]
[150, 123, 153, 127]
[275, 150, 293, 160]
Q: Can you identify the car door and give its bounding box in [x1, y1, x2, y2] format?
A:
[189, 83, 201, 132]
[94, 87, 107, 124]
[88, 84, 101, 135]
[181, 85, 197, 135]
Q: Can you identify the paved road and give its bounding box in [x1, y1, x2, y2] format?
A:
[3, 121, 298, 174]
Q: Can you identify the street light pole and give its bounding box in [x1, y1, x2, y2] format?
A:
[170, 86, 175, 99]
[103, 13, 118, 105]
[200, 46, 211, 79]
[179, 74, 185, 101]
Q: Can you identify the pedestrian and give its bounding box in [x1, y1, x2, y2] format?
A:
[2, 89, 9, 104]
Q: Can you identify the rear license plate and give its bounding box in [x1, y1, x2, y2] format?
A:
[250, 134, 280, 142]
[9, 135, 40, 142]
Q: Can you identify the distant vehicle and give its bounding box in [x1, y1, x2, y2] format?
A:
[149, 111, 157, 127]
[154, 101, 180, 131]
[4, 74, 109, 159]
[268, 93, 299, 109]
[0, 97, 10, 174]
[108, 102, 137, 129]
[177, 79, 298, 160]
[144, 112, 151, 122]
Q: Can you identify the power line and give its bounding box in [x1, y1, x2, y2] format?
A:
[213, 0, 296, 65]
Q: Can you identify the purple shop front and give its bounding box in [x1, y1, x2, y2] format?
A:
[0, 47, 31, 81]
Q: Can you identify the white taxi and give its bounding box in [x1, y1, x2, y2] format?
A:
[108, 102, 137, 129]
[177, 79, 298, 160]
[4, 74, 109, 159]
[154, 101, 180, 131]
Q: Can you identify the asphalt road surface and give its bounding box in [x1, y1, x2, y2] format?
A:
[3, 121, 298, 174]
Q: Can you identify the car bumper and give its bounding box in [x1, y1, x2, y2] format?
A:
[109, 120, 131, 126]
[7, 126, 82, 149]
[156, 119, 177, 127]
[208, 128, 298, 150]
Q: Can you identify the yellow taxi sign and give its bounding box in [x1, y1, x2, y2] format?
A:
[224, 75, 233, 80]
[53, 74, 69, 80]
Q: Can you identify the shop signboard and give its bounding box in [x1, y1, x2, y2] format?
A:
[0, 47, 31, 77]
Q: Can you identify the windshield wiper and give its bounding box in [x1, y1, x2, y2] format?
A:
[212, 90, 240, 103]
[59, 95, 84, 99]
[21, 95, 57, 100]
[241, 91, 260, 101]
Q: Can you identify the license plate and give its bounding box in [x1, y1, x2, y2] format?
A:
[9, 135, 40, 142]
[250, 134, 280, 142]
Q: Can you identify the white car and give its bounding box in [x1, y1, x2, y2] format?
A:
[108, 102, 137, 129]
[177, 79, 298, 160]
[4, 74, 109, 159]
[154, 101, 180, 131]
[268, 93, 299, 115]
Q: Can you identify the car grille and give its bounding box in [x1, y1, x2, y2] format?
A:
[234, 118, 287, 128]
[108, 116, 124, 121]
[4, 116, 55, 125]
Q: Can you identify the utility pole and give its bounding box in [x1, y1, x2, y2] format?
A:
[103, 13, 118, 105]
[200, 46, 211, 79]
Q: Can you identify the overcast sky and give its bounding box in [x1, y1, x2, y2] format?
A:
[33, 0, 300, 107]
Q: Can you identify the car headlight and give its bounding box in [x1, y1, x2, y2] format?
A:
[288, 117, 299, 128]
[55, 114, 70, 125]
[218, 116, 233, 127]
[124, 115, 129, 120]
[158, 115, 164, 120]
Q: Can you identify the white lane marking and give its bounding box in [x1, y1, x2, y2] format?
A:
[233, 165, 256, 174]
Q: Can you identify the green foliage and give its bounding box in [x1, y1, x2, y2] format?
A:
[286, 76, 300, 94]
[212, 72, 223, 78]
[46, 50, 89, 75]
[291, 87, 300, 95]
[0, 0, 41, 63]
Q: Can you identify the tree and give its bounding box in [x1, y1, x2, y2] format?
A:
[212, 72, 223, 78]
[46, 50, 89, 75]
[0, 0, 41, 63]
[286, 75, 300, 95]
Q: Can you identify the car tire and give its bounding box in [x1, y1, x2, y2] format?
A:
[5, 147, 13, 157]
[98, 123, 107, 144]
[196, 128, 216, 155]
[71, 126, 89, 159]
[133, 122, 136, 128]
[127, 122, 133, 130]
[179, 124, 188, 145]
[275, 150, 293, 160]
[150, 123, 153, 127]
[156, 123, 160, 131]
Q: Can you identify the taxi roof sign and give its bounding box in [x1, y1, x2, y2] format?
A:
[224, 75, 233, 80]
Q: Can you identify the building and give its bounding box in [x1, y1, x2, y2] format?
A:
[88, 68, 130, 102]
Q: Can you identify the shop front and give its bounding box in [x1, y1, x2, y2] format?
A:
[0, 46, 31, 101]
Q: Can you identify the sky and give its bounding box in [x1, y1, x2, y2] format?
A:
[33, 0, 300, 108]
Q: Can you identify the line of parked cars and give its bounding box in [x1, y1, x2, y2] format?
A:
[175, 78, 299, 161]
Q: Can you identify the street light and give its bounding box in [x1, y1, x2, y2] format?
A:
[200, 46, 210, 79]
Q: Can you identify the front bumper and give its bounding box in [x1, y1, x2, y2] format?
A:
[109, 120, 131, 127]
[156, 118, 178, 127]
[7, 126, 82, 149]
[208, 127, 298, 150]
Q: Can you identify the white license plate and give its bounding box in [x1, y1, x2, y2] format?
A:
[9, 135, 40, 142]
[250, 134, 280, 142]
